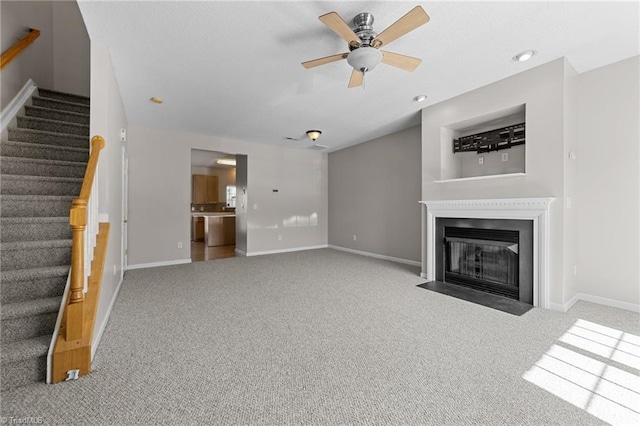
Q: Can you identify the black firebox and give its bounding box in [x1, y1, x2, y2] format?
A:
[435, 218, 534, 304]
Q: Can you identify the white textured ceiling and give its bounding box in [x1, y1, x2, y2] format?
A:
[77, 1, 639, 152]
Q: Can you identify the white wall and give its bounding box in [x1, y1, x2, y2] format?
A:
[52, 0, 90, 97]
[576, 56, 639, 307]
[1, 0, 90, 110]
[328, 126, 422, 263]
[0, 1, 53, 109]
[421, 58, 569, 306]
[127, 124, 327, 265]
[89, 43, 127, 350]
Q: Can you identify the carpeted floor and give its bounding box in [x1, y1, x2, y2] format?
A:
[1, 248, 638, 425]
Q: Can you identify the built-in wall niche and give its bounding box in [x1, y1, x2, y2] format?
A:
[438, 104, 526, 182]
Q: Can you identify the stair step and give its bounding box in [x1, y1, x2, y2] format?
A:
[17, 116, 89, 137]
[32, 96, 90, 115]
[0, 195, 75, 217]
[0, 140, 89, 163]
[1, 217, 71, 242]
[0, 336, 49, 391]
[1, 297, 61, 344]
[0, 174, 82, 196]
[1, 239, 72, 271]
[1, 157, 87, 178]
[25, 105, 89, 126]
[1, 266, 68, 304]
[8, 128, 89, 149]
[1, 335, 50, 365]
[38, 88, 90, 106]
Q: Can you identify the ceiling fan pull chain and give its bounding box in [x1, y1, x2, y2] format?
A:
[362, 71, 366, 90]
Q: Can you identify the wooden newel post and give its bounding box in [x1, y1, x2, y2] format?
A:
[67, 198, 87, 341]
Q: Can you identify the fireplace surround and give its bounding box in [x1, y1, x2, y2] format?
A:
[420, 198, 555, 308]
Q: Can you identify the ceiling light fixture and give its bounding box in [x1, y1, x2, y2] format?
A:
[150, 97, 163, 104]
[306, 130, 322, 142]
[413, 95, 427, 103]
[347, 47, 383, 73]
[216, 158, 236, 166]
[512, 50, 536, 62]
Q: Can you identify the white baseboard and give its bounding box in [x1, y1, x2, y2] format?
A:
[246, 245, 328, 257]
[126, 258, 191, 270]
[566, 293, 640, 313]
[92, 276, 124, 360]
[328, 245, 421, 267]
[1, 79, 37, 134]
[234, 248, 247, 256]
[548, 302, 566, 312]
[420, 272, 429, 279]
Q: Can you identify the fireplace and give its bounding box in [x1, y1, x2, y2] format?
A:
[421, 198, 555, 308]
[435, 218, 533, 304]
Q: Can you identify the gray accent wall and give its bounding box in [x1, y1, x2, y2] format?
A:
[328, 125, 421, 263]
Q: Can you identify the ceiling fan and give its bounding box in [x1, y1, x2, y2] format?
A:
[302, 6, 430, 88]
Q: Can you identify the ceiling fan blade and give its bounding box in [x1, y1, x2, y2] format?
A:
[348, 69, 363, 88]
[372, 6, 430, 48]
[302, 53, 348, 69]
[381, 51, 422, 72]
[319, 12, 361, 47]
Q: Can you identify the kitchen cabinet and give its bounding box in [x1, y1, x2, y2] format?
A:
[191, 217, 204, 241]
[192, 174, 219, 204]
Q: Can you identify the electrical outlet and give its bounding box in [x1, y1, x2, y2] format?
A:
[501, 153, 509, 162]
[573, 265, 578, 276]
[253, 204, 258, 210]
[177, 242, 183, 249]
[478, 157, 484, 165]
[113, 265, 117, 276]
[278, 235, 282, 241]
[353, 235, 357, 241]
[566, 197, 572, 209]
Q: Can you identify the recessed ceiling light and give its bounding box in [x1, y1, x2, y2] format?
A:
[150, 97, 163, 104]
[413, 95, 427, 103]
[512, 50, 536, 62]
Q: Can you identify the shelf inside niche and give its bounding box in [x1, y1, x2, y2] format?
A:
[440, 104, 526, 181]
[434, 172, 526, 184]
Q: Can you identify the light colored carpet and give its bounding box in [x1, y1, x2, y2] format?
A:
[1, 248, 638, 425]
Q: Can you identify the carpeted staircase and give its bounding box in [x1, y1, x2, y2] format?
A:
[1, 88, 90, 391]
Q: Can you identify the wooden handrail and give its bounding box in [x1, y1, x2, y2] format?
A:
[66, 135, 105, 341]
[1, 28, 41, 71]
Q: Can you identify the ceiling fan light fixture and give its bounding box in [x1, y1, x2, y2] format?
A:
[512, 50, 536, 62]
[306, 130, 322, 141]
[347, 47, 383, 72]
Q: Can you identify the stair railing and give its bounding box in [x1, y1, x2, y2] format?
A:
[66, 135, 105, 341]
[0, 28, 41, 71]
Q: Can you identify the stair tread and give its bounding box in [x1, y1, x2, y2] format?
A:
[39, 88, 90, 102]
[0, 157, 87, 167]
[1, 217, 69, 224]
[18, 116, 89, 129]
[0, 194, 75, 201]
[1, 265, 69, 282]
[25, 105, 90, 119]
[0, 140, 89, 153]
[1, 174, 83, 182]
[7, 128, 88, 142]
[32, 95, 90, 110]
[1, 296, 62, 321]
[1, 239, 72, 250]
[0, 335, 51, 364]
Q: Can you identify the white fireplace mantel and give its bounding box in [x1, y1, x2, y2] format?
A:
[420, 198, 555, 309]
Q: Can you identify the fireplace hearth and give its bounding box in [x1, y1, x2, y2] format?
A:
[435, 218, 533, 304]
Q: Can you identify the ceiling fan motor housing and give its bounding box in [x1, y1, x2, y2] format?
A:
[351, 12, 377, 48]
